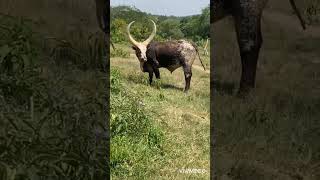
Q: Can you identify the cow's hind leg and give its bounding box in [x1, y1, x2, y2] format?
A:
[153, 66, 160, 79]
[183, 65, 192, 92]
[234, 8, 263, 96]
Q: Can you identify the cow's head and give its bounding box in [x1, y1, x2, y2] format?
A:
[127, 20, 156, 63]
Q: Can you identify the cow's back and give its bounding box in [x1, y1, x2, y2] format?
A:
[148, 41, 197, 72]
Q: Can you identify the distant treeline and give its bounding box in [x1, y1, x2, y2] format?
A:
[111, 5, 209, 43]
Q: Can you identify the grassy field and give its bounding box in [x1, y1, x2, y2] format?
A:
[212, 1, 320, 179]
[110, 43, 210, 179]
[2, 0, 319, 179]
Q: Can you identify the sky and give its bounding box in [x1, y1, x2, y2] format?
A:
[110, 0, 209, 16]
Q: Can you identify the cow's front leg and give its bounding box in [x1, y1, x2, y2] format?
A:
[148, 71, 153, 85]
[183, 65, 192, 92]
[234, 11, 263, 96]
[151, 57, 160, 68]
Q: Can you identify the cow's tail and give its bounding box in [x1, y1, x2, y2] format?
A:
[289, 0, 306, 30]
[191, 42, 206, 71]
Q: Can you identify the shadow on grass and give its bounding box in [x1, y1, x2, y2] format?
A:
[160, 83, 184, 91]
[127, 74, 185, 91]
[127, 74, 148, 85]
[212, 80, 236, 95]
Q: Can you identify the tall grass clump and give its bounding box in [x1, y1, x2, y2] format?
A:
[110, 68, 165, 179]
[46, 30, 107, 71]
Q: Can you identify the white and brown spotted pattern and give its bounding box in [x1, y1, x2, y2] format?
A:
[177, 40, 197, 66]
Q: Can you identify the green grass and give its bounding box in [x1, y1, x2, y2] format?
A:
[110, 43, 210, 179]
[110, 68, 165, 179]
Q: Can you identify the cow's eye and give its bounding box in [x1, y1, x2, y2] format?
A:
[132, 46, 138, 51]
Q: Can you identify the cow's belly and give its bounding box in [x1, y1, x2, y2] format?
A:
[158, 56, 181, 73]
[166, 64, 181, 73]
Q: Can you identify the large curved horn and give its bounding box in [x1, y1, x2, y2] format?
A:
[127, 21, 139, 46]
[143, 19, 156, 45]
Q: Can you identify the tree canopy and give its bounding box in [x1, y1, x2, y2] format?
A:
[110, 5, 209, 43]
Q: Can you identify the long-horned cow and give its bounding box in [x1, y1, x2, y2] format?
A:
[127, 20, 206, 92]
[212, 0, 306, 96]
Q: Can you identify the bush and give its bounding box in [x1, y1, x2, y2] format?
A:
[111, 18, 127, 43]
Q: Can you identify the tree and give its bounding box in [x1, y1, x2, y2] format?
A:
[158, 19, 184, 40]
[180, 16, 198, 39]
[198, 6, 210, 38]
[110, 5, 210, 43]
[180, 5, 209, 41]
[110, 18, 127, 43]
